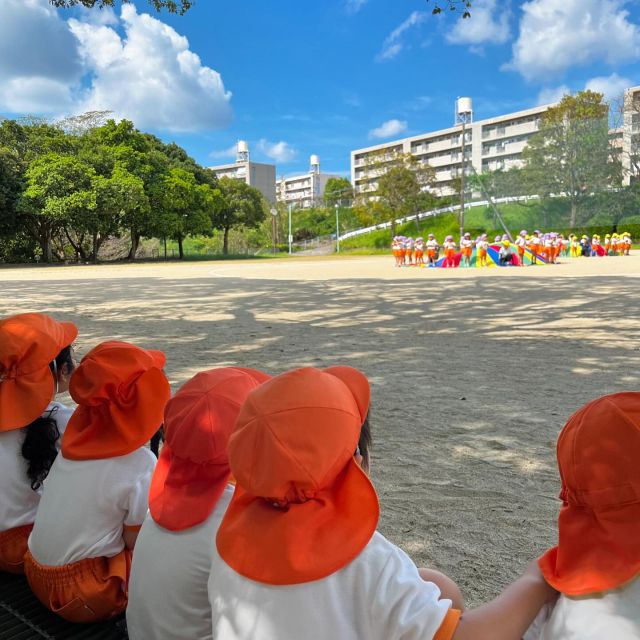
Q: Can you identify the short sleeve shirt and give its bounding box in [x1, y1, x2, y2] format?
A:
[28, 447, 156, 565]
[208, 531, 458, 640]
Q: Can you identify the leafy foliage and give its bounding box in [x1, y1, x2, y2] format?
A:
[427, 0, 472, 18]
[49, 0, 192, 14]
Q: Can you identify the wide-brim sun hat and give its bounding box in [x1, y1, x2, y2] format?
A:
[216, 365, 378, 586]
[149, 367, 270, 532]
[0, 313, 77, 432]
[539, 392, 640, 595]
[62, 341, 170, 460]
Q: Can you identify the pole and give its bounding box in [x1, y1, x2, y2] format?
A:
[335, 203, 340, 253]
[460, 117, 466, 238]
[288, 203, 293, 255]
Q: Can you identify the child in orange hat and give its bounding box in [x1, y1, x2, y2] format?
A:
[208, 366, 556, 640]
[0, 313, 77, 574]
[127, 367, 269, 640]
[23, 341, 170, 623]
[524, 392, 640, 640]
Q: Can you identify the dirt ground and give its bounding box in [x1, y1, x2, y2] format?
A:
[2, 254, 639, 606]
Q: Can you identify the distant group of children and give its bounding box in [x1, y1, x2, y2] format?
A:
[392, 230, 633, 268]
[1, 311, 639, 639]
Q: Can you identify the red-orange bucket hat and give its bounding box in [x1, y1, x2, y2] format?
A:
[0, 313, 77, 432]
[149, 367, 270, 532]
[539, 392, 640, 595]
[62, 341, 170, 460]
[216, 365, 379, 586]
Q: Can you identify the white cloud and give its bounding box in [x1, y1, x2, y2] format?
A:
[209, 144, 238, 160]
[377, 11, 427, 61]
[0, 0, 82, 114]
[446, 0, 510, 46]
[508, 0, 640, 81]
[369, 119, 408, 139]
[585, 73, 632, 101]
[536, 85, 570, 105]
[0, 2, 232, 131]
[345, 0, 367, 14]
[68, 5, 232, 132]
[256, 139, 297, 163]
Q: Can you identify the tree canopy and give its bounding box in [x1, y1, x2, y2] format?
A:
[49, 0, 192, 13]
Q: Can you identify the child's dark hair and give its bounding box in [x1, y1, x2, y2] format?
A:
[358, 411, 372, 473]
[21, 346, 75, 491]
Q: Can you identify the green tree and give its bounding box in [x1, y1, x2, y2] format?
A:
[428, 0, 472, 17]
[0, 147, 23, 238]
[19, 154, 96, 262]
[368, 152, 435, 236]
[522, 90, 621, 227]
[157, 167, 213, 259]
[324, 177, 353, 207]
[49, 0, 192, 13]
[212, 178, 266, 255]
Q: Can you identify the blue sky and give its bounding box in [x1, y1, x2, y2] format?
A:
[1, 0, 640, 177]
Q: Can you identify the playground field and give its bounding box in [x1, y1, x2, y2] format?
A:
[2, 254, 639, 606]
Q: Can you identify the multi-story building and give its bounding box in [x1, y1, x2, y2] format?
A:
[276, 156, 341, 208]
[351, 101, 552, 198]
[352, 88, 640, 198]
[622, 85, 640, 185]
[209, 141, 276, 202]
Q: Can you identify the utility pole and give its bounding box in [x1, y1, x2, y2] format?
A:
[288, 202, 293, 255]
[335, 203, 340, 253]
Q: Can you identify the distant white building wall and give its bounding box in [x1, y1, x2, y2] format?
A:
[276, 155, 341, 207]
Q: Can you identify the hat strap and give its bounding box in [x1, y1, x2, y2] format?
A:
[51, 359, 58, 398]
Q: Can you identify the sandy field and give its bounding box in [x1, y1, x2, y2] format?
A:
[2, 254, 639, 606]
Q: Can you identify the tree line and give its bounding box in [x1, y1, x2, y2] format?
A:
[0, 118, 266, 263]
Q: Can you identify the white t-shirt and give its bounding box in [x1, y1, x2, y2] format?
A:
[127, 484, 234, 640]
[28, 447, 156, 565]
[208, 531, 455, 640]
[0, 402, 73, 532]
[524, 577, 640, 640]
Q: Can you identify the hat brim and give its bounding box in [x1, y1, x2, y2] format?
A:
[0, 368, 55, 432]
[216, 457, 379, 585]
[149, 444, 231, 531]
[539, 501, 640, 595]
[62, 367, 170, 460]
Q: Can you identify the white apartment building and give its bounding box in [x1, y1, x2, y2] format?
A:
[622, 85, 640, 185]
[351, 101, 552, 198]
[210, 141, 276, 202]
[276, 155, 341, 208]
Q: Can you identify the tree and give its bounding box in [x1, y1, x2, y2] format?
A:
[212, 178, 266, 255]
[324, 177, 353, 207]
[0, 147, 23, 238]
[49, 0, 192, 13]
[18, 154, 96, 262]
[157, 168, 213, 259]
[428, 0, 472, 17]
[365, 152, 436, 236]
[522, 91, 621, 227]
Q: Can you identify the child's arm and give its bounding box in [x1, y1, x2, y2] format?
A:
[452, 561, 556, 640]
[419, 568, 465, 611]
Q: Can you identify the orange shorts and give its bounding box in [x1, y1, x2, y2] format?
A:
[427, 250, 436, 258]
[0, 524, 33, 574]
[478, 249, 487, 258]
[24, 548, 131, 623]
[415, 250, 424, 259]
[517, 247, 525, 256]
[445, 249, 455, 259]
[462, 248, 472, 258]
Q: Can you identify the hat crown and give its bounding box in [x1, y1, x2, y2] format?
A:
[70, 341, 166, 406]
[0, 313, 73, 377]
[164, 368, 266, 465]
[559, 392, 640, 509]
[229, 368, 367, 502]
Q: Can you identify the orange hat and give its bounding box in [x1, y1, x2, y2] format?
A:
[0, 313, 77, 432]
[539, 392, 640, 595]
[216, 366, 378, 586]
[62, 341, 170, 460]
[149, 367, 270, 532]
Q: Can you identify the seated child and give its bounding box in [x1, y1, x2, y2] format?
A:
[209, 366, 556, 640]
[499, 240, 515, 266]
[127, 367, 270, 640]
[0, 313, 77, 574]
[525, 392, 640, 640]
[24, 341, 170, 623]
